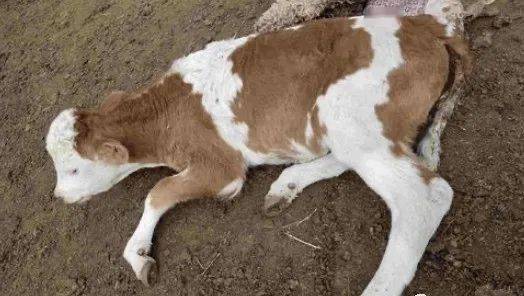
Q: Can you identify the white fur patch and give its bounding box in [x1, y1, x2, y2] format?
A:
[316, 16, 403, 165]
[305, 113, 314, 143]
[46, 108, 78, 159]
[218, 178, 244, 199]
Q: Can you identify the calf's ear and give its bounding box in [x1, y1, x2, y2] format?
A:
[97, 139, 129, 165]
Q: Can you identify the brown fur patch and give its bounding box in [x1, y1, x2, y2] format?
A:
[147, 164, 237, 209]
[74, 74, 246, 207]
[375, 15, 452, 181]
[376, 15, 450, 149]
[230, 18, 373, 158]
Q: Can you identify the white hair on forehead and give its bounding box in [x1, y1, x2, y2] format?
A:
[46, 108, 79, 159]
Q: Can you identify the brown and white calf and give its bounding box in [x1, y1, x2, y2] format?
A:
[46, 3, 471, 296]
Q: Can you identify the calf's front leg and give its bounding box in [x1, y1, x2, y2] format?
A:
[264, 154, 348, 216]
[123, 165, 244, 286]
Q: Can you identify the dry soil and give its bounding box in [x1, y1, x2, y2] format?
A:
[0, 0, 522, 295]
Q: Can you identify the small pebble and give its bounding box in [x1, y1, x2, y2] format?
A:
[474, 212, 488, 223]
[179, 249, 191, 263]
[288, 279, 299, 290]
[213, 278, 224, 286]
[262, 219, 274, 230]
[342, 251, 351, 261]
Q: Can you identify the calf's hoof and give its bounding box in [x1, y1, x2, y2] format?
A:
[124, 245, 157, 287]
[263, 194, 292, 217]
[136, 249, 157, 287]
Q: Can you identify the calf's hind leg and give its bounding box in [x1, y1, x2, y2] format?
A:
[331, 147, 453, 296]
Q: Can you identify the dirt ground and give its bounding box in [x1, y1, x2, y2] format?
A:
[0, 0, 522, 295]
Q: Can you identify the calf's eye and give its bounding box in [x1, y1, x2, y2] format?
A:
[70, 169, 79, 175]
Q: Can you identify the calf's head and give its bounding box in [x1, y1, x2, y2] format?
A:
[46, 108, 134, 203]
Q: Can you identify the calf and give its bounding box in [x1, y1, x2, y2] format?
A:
[46, 5, 470, 296]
